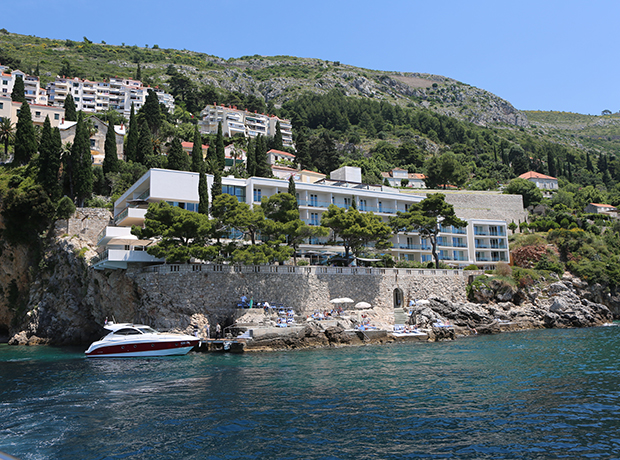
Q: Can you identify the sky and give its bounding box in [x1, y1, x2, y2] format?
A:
[3, 0, 619, 115]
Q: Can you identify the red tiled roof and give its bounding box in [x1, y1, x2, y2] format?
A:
[519, 171, 557, 180]
[589, 203, 616, 208]
[181, 142, 208, 150]
[267, 149, 295, 158]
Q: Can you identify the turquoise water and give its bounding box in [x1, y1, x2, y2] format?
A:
[1, 328, 620, 459]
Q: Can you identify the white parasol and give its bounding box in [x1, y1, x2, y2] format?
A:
[330, 297, 354, 304]
[354, 301, 372, 309]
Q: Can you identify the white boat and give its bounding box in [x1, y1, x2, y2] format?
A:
[85, 322, 200, 358]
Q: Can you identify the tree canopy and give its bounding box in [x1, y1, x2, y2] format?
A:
[390, 193, 467, 269]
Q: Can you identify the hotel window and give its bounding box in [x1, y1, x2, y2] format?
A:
[310, 194, 318, 207]
[359, 199, 367, 211]
[2, 80, 7, 85]
[0, 102, 3, 109]
[344, 197, 351, 209]
[378, 201, 383, 212]
[35, 111, 41, 118]
[310, 212, 319, 226]
[404, 204, 410, 212]
[253, 189, 262, 203]
[2, 89, 6, 93]
[54, 114, 59, 120]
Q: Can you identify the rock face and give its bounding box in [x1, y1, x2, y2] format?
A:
[407, 275, 614, 337]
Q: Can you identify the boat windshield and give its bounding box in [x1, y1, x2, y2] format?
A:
[137, 326, 158, 334]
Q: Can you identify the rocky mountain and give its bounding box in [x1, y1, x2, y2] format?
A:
[0, 31, 527, 127]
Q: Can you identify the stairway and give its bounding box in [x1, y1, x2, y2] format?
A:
[393, 308, 410, 325]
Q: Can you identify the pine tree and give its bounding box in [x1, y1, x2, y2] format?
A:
[71, 112, 93, 206]
[198, 169, 209, 215]
[37, 116, 62, 201]
[273, 120, 283, 151]
[167, 137, 189, 171]
[103, 121, 119, 175]
[246, 137, 256, 176]
[64, 94, 77, 121]
[216, 122, 225, 170]
[191, 125, 204, 173]
[136, 120, 152, 165]
[125, 103, 139, 162]
[13, 101, 37, 165]
[11, 75, 25, 103]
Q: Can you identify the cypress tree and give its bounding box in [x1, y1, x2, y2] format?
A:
[125, 103, 139, 162]
[198, 169, 209, 215]
[211, 167, 222, 199]
[273, 120, 283, 151]
[71, 112, 94, 206]
[246, 137, 256, 177]
[37, 116, 62, 201]
[216, 121, 225, 170]
[103, 121, 119, 175]
[136, 120, 152, 166]
[586, 151, 594, 172]
[11, 75, 26, 103]
[255, 134, 270, 177]
[141, 89, 161, 135]
[135, 62, 141, 81]
[64, 94, 77, 121]
[13, 101, 37, 165]
[294, 130, 312, 170]
[191, 125, 204, 173]
[547, 149, 557, 178]
[288, 176, 298, 210]
[167, 137, 189, 171]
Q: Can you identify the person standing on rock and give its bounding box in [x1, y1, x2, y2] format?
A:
[216, 323, 222, 339]
[205, 323, 210, 339]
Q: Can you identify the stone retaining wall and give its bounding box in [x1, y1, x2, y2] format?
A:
[122, 268, 470, 330]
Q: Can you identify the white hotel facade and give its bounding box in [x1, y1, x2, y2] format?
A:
[92, 168, 510, 271]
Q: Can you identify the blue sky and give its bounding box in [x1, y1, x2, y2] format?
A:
[3, 0, 618, 115]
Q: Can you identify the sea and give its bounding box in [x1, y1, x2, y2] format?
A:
[1, 327, 619, 460]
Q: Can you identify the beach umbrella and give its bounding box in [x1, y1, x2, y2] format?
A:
[330, 297, 354, 304]
[354, 301, 371, 309]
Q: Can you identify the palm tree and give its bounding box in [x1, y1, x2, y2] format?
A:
[0, 117, 14, 161]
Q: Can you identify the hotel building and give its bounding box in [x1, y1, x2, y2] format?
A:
[92, 167, 511, 271]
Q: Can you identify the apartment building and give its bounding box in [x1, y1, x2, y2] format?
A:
[47, 76, 174, 118]
[0, 66, 48, 105]
[92, 167, 511, 270]
[199, 104, 293, 147]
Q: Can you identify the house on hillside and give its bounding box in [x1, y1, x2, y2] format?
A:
[585, 203, 618, 217]
[519, 171, 558, 194]
[181, 141, 209, 160]
[381, 168, 426, 188]
[59, 116, 125, 165]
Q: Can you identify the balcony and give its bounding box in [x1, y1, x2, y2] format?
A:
[398, 244, 432, 251]
[91, 248, 162, 270]
[96, 226, 134, 246]
[114, 207, 148, 226]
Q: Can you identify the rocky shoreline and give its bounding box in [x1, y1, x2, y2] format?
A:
[229, 272, 615, 352]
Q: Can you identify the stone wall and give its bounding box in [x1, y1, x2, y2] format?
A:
[109, 267, 471, 332]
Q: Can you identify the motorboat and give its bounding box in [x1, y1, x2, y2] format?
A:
[85, 321, 199, 358]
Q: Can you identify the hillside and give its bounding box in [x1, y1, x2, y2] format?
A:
[0, 30, 525, 127]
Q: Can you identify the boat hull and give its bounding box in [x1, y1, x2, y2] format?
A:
[85, 339, 199, 358]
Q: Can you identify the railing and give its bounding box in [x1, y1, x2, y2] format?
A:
[113, 208, 129, 225]
[141, 263, 467, 277]
[398, 244, 432, 250]
[90, 250, 108, 265]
